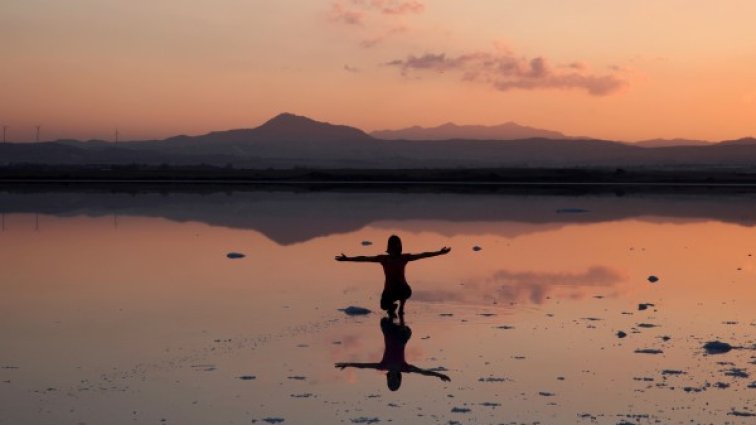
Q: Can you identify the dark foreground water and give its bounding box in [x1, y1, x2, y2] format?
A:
[0, 187, 754, 424]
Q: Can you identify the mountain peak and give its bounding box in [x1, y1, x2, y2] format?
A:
[254, 113, 373, 142]
[262, 112, 317, 127]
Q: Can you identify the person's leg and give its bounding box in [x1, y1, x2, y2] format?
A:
[381, 292, 398, 318]
[398, 285, 411, 318]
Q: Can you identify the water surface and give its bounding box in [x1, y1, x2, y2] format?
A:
[1, 188, 754, 424]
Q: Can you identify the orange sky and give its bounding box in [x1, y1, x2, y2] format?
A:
[1, 1, 755, 142]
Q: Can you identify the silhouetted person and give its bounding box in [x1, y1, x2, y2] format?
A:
[336, 235, 451, 318]
[335, 317, 450, 391]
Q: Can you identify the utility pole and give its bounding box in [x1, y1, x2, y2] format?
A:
[35, 125, 41, 143]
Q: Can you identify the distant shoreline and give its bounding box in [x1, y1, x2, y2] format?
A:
[3, 179, 756, 187]
[3, 166, 756, 195]
[3, 165, 756, 184]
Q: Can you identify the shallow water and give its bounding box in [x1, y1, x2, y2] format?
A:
[1, 188, 755, 424]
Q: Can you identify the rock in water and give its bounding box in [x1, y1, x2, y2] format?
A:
[339, 306, 372, 316]
[703, 341, 733, 355]
[647, 275, 659, 283]
[361, 241, 373, 246]
[617, 331, 627, 338]
[472, 246, 482, 252]
[634, 348, 664, 354]
[227, 252, 245, 259]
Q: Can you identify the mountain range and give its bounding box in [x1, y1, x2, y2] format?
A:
[633, 138, 712, 148]
[1, 113, 755, 169]
[371, 122, 567, 141]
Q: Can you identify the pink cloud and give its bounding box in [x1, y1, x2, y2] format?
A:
[331, 0, 425, 22]
[371, 0, 424, 15]
[386, 50, 627, 96]
[329, 1, 424, 47]
[568, 61, 588, 71]
[329, 2, 365, 25]
[359, 25, 408, 48]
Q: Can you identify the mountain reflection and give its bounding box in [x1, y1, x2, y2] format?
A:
[335, 317, 450, 391]
[1, 187, 756, 244]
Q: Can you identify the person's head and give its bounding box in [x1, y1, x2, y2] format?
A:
[386, 370, 402, 391]
[386, 235, 402, 256]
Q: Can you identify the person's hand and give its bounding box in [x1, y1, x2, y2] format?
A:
[335, 363, 348, 369]
[335, 253, 347, 261]
[439, 247, 451, 254]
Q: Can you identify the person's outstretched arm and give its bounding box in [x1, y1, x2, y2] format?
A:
[335, 362, 382, 370]
[335, 253, 382, 262]
[406, 247, 451, 261]
[406, 365, 451, 381]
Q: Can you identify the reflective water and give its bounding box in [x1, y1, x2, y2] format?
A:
[0, 187, 754, 424]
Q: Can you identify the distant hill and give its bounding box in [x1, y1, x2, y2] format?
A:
[112, 112, 378, 165]
[251, 112, 372, 142]
[56, 139, 111, 148]
[154, 113, 373, 146]
[130, 112, 372, 148]
[718, 137, 756, 146]
[634, 138, 711, 148]
[3, 113, 756, 170]
[371, 122, 566, 141]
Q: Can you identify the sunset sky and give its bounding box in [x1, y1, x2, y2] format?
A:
[2, 0, 755, 142]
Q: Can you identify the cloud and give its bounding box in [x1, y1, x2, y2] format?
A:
[329, 1, 423, 47]
[386, 49, 627, 96]
[329, 2, 365, 25]
[370, 0, 424, 15]
[343, 64, 361, 73]
[359, 25, 408, 48]
[331, 0, 425, 23]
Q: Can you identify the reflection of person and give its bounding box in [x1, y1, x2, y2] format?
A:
[335, 317, 450, 391]
[335, 235, 451, 318]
